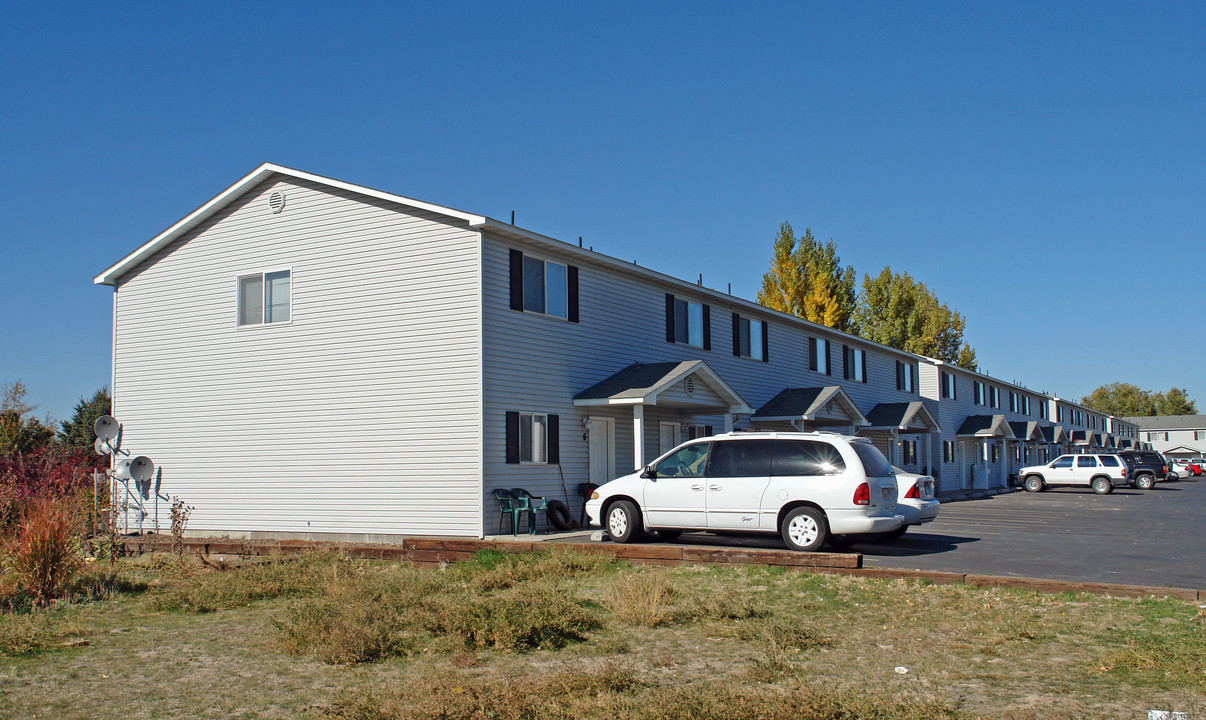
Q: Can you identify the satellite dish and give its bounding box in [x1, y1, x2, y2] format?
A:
[94, 437, 112, 456]
[129, 456, 155, 483]
[112, 458, 134, 481]
[95, 415, 120, 442]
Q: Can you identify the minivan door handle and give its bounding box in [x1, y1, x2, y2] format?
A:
[708, 484, 722, 491]
[690, 483, 704, 491]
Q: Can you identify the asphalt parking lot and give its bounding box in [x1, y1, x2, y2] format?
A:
[617, 476, 1206, 590]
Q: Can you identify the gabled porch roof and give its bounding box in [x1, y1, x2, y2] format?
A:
[750, 386, 869, 427]
[863, 401, 941, 433]
[1163, 444, 1205, 455]
[1039, 425, 1067, 444]
[956, 414, 1016, 438]
[573, 360, 751, 413]
[1008, 421, 1045, 441]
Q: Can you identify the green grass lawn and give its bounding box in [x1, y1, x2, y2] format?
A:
[1, 548, 1203, 720]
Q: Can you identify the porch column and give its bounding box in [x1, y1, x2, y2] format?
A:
[633, 405, 645, 469]
[923, 432, 932, 476]
[723, 412, 734, 432]
[890, 429, 900, 465]
[981, 438, 989, 489]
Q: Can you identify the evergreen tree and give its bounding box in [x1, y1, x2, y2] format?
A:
[57, 387, 111, 449]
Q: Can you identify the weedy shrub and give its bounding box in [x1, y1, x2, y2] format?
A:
[0, 607, 88, 656]
[275, 564, 444, 664]
[315, 670, 966, 720]
[454, 547, 617, 590]
[675, 585, 766, 622]
[1, 494, 84, 607]
[605, 571, 675, 627]
[437, 578, 600, 651]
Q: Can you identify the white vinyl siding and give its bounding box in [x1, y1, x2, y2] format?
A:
[111, 176, 483, 538]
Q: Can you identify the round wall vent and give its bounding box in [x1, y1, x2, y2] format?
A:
[268, 192, 286, 214]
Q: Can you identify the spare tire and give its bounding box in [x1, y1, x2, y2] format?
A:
[547, 499, 574, 531]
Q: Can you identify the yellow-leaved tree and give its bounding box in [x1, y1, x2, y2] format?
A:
[756, 222, 857, 333]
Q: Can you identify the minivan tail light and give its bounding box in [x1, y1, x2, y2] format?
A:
[853, 482, 870, 505]
[904, 483, 919, 499]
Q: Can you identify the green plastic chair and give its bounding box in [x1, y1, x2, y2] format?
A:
[492, 488, 526, 535]
[510, 488, 547, 535]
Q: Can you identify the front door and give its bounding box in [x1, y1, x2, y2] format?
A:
[588, 416, 615, 487]
[659, 422, 682, 454]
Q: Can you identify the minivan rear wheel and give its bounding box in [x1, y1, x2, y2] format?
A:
[780, 506, 827, 552]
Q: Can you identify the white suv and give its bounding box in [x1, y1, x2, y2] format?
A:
[584, 431, 903, 552]
[1018, 454, 1130, 494]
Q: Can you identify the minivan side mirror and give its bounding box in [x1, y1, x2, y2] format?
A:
[640, 465, 657, 480]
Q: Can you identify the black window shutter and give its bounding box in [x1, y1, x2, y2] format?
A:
[896, 361, 903, 391]
[505, 411, 520, 464]
[843, 345, 850, 380]
[567, 266, 579, 323]
[702, 304, 711, 350]
[761, 322, 769, 363]
[547, 414, 560, 464]
[825, 342, 832, 376]
[509, 250, 524, 311]
[732, 313, 741, 356]
[808, 337, 817, 371]
[704, 425, 713, 437]
[911, 365, 916, 393]
[861, 350, 867, 383]
[665, 294, 675, 343]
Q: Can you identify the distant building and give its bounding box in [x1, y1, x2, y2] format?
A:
[1120, 415, 1206, 458]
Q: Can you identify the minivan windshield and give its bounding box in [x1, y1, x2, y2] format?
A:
[850, 442, 892, 477]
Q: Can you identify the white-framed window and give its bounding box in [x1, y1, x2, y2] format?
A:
[989, 386, 1000, 409]
[237, 269, 291, 326]
[1196, 431, 1206, 441]
[734, 314, 765, 360]
[942, 440, 956, 464]
[686, 424, 713, 441]
[810, 337, 831, 375]
[1040, 402, 1048, 419]
[522, 256, 568, 319]
[1009, 392, 1018, 413]
[974, 381, 985, 406]
[896, 361, 915, 393]
[519, 412, 549, 464]
[901, 439, 917, 465]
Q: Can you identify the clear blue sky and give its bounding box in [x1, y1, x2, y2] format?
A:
[3, 1, 1204, 424]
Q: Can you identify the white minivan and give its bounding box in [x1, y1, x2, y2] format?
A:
[584, 431, 903, 551]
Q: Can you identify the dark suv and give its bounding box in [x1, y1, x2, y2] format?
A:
[1116, 451, 1169, 490]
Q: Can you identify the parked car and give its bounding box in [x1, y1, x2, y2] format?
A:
[1169, 459, 1197, 479]
[1115, 451, 1169, 489]
[1018, 453, 1130, 494]
[882, 465, 939, 539]
[584, 431, 903, 551]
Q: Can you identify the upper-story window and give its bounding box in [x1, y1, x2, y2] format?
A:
[509, 249, 579, 322]
[941, 371, 956, 399]
[974, 381, 985, 405]
[1040, 402, 1048, 420]
[1022, 396, 1031, 415]
[989, 386, 1000, 409]
[237, 269, 290, 326]
[665, 294, 710, 349]
[809, 337, 831, 375]
[843, 346, 867, 383]
[1196, 431, 1206, 441]
[896, 361, 915, 393]
[732, 313, 767, 362]
[1057, 406, 1064, 422]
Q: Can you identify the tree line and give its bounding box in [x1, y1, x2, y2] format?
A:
[756, 222, 978, 369]
[753, 223, 1195, 416]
